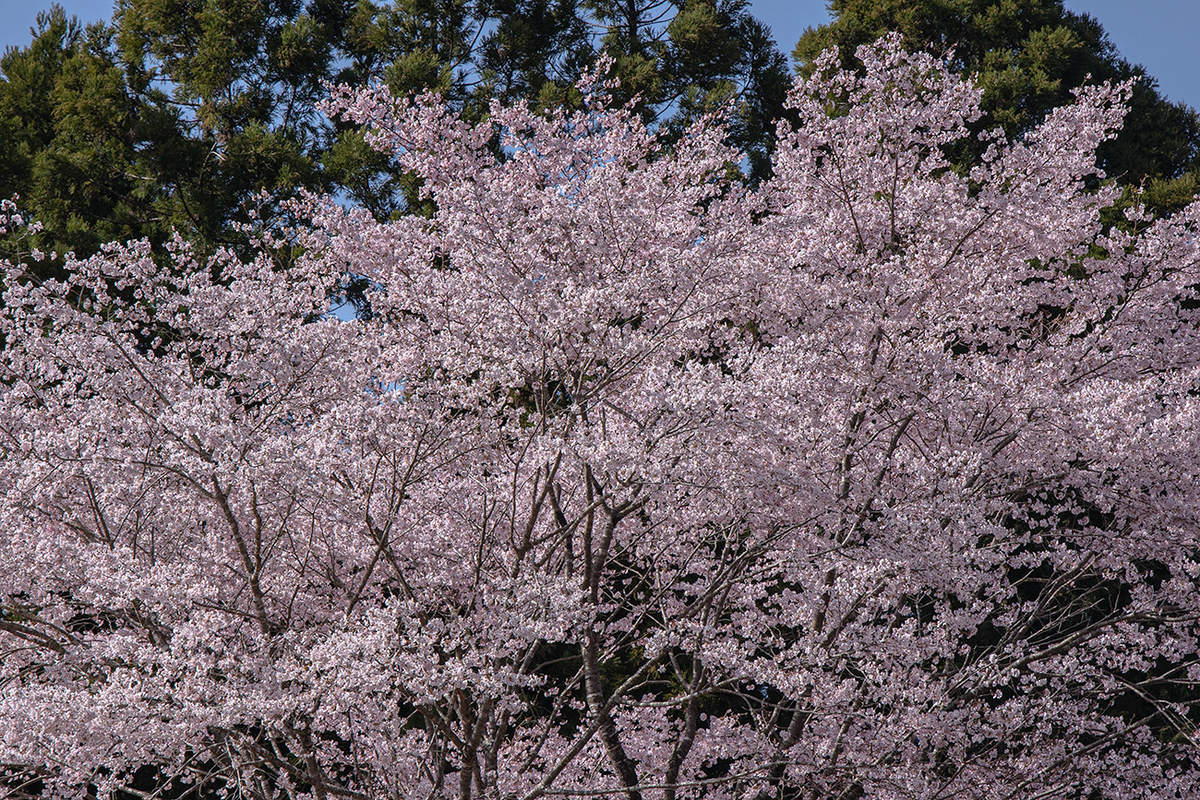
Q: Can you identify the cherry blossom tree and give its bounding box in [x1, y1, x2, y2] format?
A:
[2, 36, 1200, 800]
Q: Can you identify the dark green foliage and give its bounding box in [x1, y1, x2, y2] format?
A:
[1, 0, 790, 268]
[111, 0, 371, 248]
[477, 0, 593, 108]
[586, 0, 790, 182]
[793, 0, 1200, 186]
[0, 9, 156, 275]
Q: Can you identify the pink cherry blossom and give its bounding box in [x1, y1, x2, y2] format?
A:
[2, 36, 1199, 800]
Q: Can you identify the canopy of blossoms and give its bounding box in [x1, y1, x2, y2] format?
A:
[2, 36, 1199, 800]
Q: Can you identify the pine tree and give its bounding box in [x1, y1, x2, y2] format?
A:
[793, 0, 1200, 203]
[0, 8, 154, 272]
[1, 0, 790, 265]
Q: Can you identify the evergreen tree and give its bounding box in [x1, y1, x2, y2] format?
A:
[113, 0, 361, 243]
[0, 8, 155, 269]
[793, 0, 1200, 207]
[476, 0, 593, 108]
[587, 0, 789, 181]
[1, 0, 789, 265]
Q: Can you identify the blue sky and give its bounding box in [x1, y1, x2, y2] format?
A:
[2, 0, 1198, 107]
